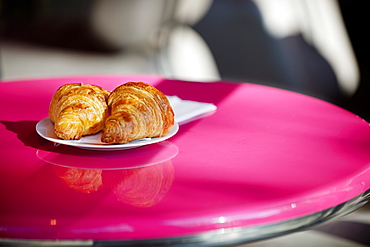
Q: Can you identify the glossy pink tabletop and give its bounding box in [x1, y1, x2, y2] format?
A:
[1, 75, 370, 241]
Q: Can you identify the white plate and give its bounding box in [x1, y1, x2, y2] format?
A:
[36, 117, 179, 151]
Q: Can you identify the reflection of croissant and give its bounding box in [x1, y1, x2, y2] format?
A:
[49, 83, 110, 140]
[104, 160, 174, 207]
[101, 82, 175, 144]
[53, 160, 174, 207]
[53, 166, 103, 194]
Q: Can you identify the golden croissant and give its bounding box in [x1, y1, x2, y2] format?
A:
[101, 82, 175, 144]
[49, 83, 110, 140]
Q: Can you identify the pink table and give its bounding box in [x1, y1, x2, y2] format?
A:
[1, 75, 370, 246]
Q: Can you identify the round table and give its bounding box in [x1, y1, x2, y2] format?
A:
[1, 75, 369, 246]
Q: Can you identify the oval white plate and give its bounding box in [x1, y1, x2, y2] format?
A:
[36, 117, 179, 151]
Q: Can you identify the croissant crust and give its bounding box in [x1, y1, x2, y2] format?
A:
[49, 83, 110, 140]
[101, 82, 175, 144]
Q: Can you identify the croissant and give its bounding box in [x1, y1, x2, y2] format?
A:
[101, 82, 174, 144]
[49, 83, 110, 140]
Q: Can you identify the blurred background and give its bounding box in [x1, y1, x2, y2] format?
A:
[1, 0, 370, 246]
[0, 0, 369, 120]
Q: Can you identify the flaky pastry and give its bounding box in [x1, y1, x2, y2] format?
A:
[101, 82, 174, 144]
[49, 83, 110, 140]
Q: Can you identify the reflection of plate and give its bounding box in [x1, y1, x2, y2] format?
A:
[36, 141, 179, 170]
[36, 117, 179, 151]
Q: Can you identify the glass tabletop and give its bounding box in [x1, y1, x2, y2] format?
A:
[1, 75, 370, 245]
